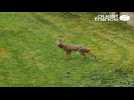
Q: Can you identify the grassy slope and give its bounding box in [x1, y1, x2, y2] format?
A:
[0, 12, 134, 86]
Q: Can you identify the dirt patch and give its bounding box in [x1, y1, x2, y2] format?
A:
[0, 48, 8, 58]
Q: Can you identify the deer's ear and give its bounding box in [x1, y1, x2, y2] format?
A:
[58, 38, 64, 43]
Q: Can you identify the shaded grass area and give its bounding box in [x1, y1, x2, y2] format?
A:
[0, 12, 134, 86]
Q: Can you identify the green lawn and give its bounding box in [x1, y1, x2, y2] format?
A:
[0, 12, 134, 87]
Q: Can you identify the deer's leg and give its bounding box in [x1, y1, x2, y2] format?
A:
[79, 48, 86, 57]
[65, 50, 71, 59]
[79, 51, 87, 58]
[65, 50, 71, 55]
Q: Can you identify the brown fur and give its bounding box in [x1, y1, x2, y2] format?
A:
[57, 39, 91, 57]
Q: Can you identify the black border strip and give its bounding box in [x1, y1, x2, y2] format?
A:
[0, 0, 134, 11]
[0, 87, 133, 95]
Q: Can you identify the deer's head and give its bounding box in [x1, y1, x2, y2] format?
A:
[56, 38, 65, 48]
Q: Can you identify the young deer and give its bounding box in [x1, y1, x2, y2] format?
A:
[57, 39, 96, 58]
